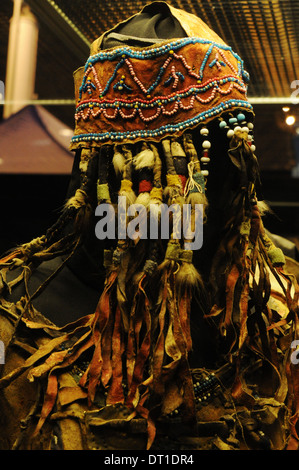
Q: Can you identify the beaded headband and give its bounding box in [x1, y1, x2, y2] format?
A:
[70, 5, 253, 150]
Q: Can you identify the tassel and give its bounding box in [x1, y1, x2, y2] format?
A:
[149, 143, 163, 221]
[260, 230, 286, 267]
[162, 139, 184, 207]
[97, 145, 115, 277]
[65, 148, 97, 231]
[125, 273, 152, 409]
[2, 148, 100, 273]
[183, 132, 208, 218]
[108, 144, 136, 330]
[87, 142, 158, 408]
[115, 144, 136, 208]
[97, 145, 112, 204]
[171, 139, 188, 192]
[131, 142, 155, 242]
[125, 143, 164, 408]
[85, 143, 135, 404]
[168, 132, 208, 299]
[46, 148, 98, 242]
[148, 136, 197, 425]
[181, 132, 208, 296]
[87, 269, 118, 403]
[133, 141, 155, 209]
[151, 252, 197, 427]
[175, 245, 204, 301]
[160, 138, 185, 278]
[112, 147, 125, 177]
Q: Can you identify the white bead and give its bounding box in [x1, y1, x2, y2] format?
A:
[251, 145, 256, 152]
[201, 156, 210, 163]
[201, 170, 209, 176]
[227, 129, 234, 138]
[248, 122, 254, 129]
[200, 127, 209, 136]
[202, 140, 211, 149]
[241, 126, 249, 133]
[234, 126, 242, 133]
[247, 135, 253, 141]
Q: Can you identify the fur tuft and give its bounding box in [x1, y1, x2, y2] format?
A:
[133, 149, 155, 170]
[119, 189, 136, 209]
[149, 199, 163, 221]
[186, 191, 208, 208]
[257, 200, 273, 216]
[135, 191, 151, 208]
[175, 262, 204, 298]
[186, 192, 208, 222]
[113, 151, 126, 176]
[64, 189, 92, 232]
[163, 185, 184, 207]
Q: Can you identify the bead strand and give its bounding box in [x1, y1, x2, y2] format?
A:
[86, 37, 243, 66]
[138, 106, 162, 122]
[165, 372, 220, 417]
[76, 74, 247, 124]
[247, 121, 256, 152]
[125, 58, 148, 95]
[173, 51, 201, 80]
[200, 126, 210, 177]
[178, 95, 195, 110]
[217, 47, 239, 76]
[199, 44, 214, 80]
[118, 107, 138, 119]
[236, 112, 250, 137]
[160, 101, 179, 116]
[72, 100, 253, 144]
[193, 372, 218, 405]
[195, 87, 217, 104]
[90, 107, 102, 119]
[102, 107, 118, 119]
[91, 65, 103, 94]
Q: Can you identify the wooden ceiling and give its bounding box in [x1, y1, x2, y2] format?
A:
[2, 0, 299, 99]
[28, 0, 299, 97]
[0, 0, 298, 171]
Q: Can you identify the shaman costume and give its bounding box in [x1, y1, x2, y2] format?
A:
[0, 2, 299, 450]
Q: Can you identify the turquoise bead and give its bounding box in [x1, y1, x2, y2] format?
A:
[237, 113, 246, 122]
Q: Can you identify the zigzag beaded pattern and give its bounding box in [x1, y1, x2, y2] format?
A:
[71, 38, 253, 146]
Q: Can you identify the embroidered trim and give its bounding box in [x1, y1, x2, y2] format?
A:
[71, 38, 252, 147]
[72, 99, 252, 144]
[76, 78, 247, 121]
